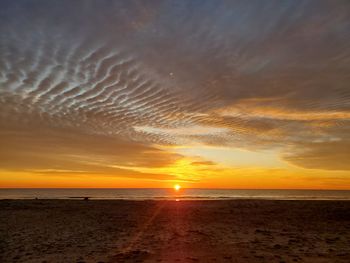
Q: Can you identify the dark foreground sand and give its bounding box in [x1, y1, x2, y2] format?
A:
[1, 200, 350, 263]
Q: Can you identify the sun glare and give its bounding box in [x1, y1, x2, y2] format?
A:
[174, 184, 181, 191]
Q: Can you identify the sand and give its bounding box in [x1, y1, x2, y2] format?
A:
[1, 200, 350, 262]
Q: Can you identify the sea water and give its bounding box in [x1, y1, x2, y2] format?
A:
[0, 188, 349, 200]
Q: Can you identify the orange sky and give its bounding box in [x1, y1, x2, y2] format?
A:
[1, 152, 349, 189]
[0, 1, 349, 189]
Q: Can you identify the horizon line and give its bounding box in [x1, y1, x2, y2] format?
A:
[1, 187, 349, 191]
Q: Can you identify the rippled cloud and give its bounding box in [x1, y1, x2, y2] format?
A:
[0, 0, 349, 182]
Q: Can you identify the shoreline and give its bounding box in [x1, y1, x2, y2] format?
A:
[2, 198, 350, 201]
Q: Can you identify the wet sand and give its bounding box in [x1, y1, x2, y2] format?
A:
[1, 200, 350, 262]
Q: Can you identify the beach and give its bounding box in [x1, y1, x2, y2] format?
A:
[1, 200, 350, 263]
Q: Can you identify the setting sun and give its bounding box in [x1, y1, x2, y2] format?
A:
[174, 184, 181, 191]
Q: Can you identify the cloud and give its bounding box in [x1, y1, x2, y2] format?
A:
[191, 161, 216, 166]
[0, 0, 349, 176]
[0, 124, 181, 176]
[283, 141, 350, 171]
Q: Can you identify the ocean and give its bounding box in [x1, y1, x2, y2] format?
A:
[0, 188, 349, 200]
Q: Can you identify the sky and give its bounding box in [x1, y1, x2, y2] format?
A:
[0, 0, 349, 189]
